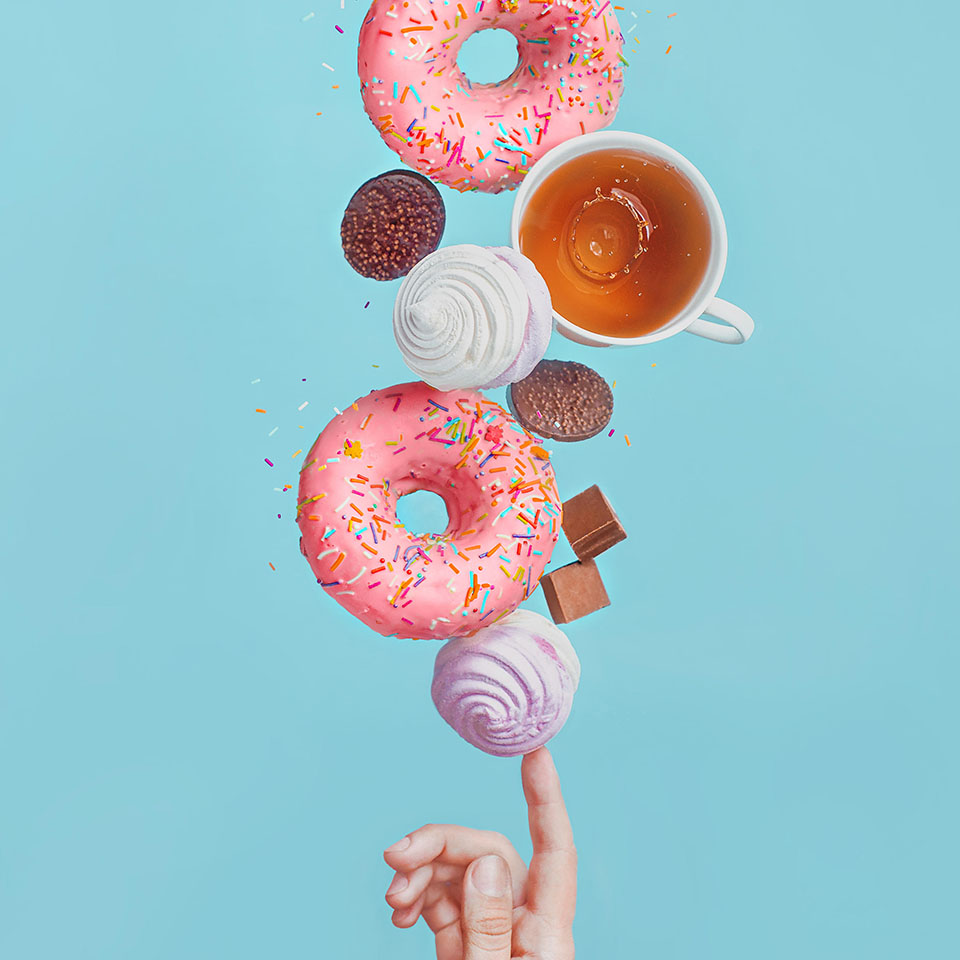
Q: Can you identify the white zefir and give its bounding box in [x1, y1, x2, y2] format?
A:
[393, 243, 552, 391]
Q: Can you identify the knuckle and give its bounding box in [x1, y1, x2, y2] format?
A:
[467, 911, 513, 942]
[487, 830, 510, 850]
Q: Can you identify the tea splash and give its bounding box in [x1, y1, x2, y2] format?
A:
[519, 149, 712, 338]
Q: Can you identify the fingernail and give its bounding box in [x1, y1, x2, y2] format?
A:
[386, 873, 408, 895]
[385, 836, 412, 853]
[471, 855, 508, 897]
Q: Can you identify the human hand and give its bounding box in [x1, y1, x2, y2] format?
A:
[382, 747, 576, 960]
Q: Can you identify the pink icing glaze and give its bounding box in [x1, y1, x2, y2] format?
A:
[296, 381, 563, 639]
[358, 0, 625, 193]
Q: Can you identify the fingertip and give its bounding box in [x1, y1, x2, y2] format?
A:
[391, 894, 425, 929]
[383, 841, 413, 870]
[383, 834, 412, 865]
[467, 853, 511, 898]
[522, 746, 551, 769]
[384, 871, 409, 905]
[383, 849, 403, 869]
[522, 746, 561, 802]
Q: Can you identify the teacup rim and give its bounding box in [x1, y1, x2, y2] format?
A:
[510, 130, 729, 347]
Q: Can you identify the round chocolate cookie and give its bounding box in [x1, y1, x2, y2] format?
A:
[507, 359, 613, 442]
[341, 170, 445, 281]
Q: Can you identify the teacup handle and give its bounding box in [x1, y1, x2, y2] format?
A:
[685, 297, 754, 344]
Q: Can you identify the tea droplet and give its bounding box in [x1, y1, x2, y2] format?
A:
[568, 188, 648, 280]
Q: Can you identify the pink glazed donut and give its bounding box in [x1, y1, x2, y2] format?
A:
[358, 0, 625, 193]
[296, 381, 562, 640]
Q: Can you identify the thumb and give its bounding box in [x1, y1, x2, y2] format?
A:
[461, 855, 514, 960]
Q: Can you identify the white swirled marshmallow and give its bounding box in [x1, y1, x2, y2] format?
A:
[393, 244, 552, 391]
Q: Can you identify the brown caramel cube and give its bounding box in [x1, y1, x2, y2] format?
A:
[540, 559, 611, 624]
[561, 485, 626, 561]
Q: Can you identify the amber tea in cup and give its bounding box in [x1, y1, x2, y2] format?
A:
[518, 148, 713, 339]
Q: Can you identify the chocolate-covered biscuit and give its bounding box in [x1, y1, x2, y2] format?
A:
[507, 359, 613, 442]
[341, 170, 445, 281]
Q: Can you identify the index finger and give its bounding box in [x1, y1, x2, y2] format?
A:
[521, 747, 577, 924]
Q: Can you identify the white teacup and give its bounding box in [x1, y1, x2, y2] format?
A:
[510, 130, 754, 347]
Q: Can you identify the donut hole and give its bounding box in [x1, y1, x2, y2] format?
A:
[456, 28, 520, 86]
[395, 489, 452, 537]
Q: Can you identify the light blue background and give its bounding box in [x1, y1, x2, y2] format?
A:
[2, 1, 957, 957]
